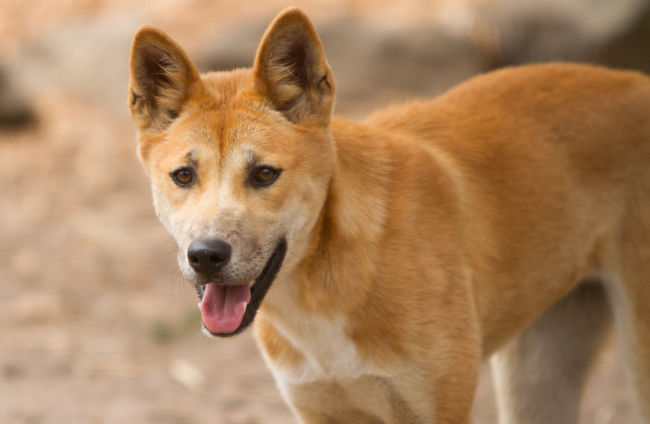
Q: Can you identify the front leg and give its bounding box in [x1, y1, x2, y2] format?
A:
[295, 409, 383, 424]
[283, 378, 395, 424]
[289, 383, 385, 424]
[282, 371, 477, 424]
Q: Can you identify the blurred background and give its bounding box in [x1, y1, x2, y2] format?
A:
[1, 0, 649, 423]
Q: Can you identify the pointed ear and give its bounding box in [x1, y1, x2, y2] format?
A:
[251, 8, 336, 125]
[128, 25, 200, 132]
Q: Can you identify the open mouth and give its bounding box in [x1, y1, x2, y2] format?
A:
[196, 238, 287, 337]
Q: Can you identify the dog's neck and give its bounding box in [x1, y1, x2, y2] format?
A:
[264, 118, 392, 319]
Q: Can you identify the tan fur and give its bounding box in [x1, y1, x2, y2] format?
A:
[129, 7, 650, 424]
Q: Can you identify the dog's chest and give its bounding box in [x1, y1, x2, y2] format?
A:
[259, 314, 416, 422]
[260, 318, 429, 423]
[269, 313, 374, 385]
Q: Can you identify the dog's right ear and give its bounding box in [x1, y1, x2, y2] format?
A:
[128, 25, 200, 133]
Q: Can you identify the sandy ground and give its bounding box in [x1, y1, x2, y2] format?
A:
[0, 1, 645, 423]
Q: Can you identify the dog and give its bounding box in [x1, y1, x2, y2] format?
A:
[128, 7, 650, 424]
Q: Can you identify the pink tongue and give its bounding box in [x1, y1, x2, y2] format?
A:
[200, 283, 251, 334]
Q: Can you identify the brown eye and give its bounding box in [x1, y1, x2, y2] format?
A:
[252, 166, 280, 187]
[171, 168, 194, 186]
[256, 168, 275, 182]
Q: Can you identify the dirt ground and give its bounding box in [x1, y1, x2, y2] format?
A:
[0, 1, 645, 423]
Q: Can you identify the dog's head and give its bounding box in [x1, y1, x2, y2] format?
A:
[128, 8, 336, 336]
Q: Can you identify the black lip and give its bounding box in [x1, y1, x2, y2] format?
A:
[196, 238, 287, 337]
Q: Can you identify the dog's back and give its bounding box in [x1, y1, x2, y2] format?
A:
[355, 63, 650, 352]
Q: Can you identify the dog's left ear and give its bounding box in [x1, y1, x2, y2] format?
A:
[252, 7, 336, 126]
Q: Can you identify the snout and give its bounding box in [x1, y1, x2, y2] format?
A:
[187, 239, 232, 278]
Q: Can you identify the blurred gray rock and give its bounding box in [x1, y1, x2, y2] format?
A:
[595, 4, 650, 73]
[483, 0, 650, 65]
[196, 0, 650, 114]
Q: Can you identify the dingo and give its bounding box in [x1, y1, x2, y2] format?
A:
[128, 7, 650, 424]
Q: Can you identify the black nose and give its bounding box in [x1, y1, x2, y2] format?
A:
[187, 239, 232, 277]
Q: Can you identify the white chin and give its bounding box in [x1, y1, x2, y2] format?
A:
[201, 327, 217, 338]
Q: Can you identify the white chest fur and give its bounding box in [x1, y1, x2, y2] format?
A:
[266, 312, 375, 385]
[258, 274, 377, 385]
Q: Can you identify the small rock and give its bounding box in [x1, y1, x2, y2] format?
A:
[0, 67, 36, 129]
[169, 359, 204, 391]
